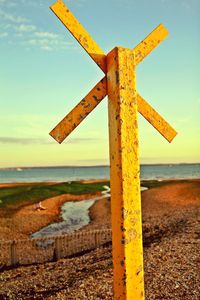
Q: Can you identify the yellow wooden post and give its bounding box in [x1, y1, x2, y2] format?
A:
[48, 1, 177, 299]
[107, 47, 144, 299]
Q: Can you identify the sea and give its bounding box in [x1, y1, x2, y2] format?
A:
[0, 164, 199, 183]
[1, 164, 199, 238]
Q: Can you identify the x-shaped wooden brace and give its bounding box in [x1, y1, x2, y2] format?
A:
[49, 1, 177, 299]
[49, 0, 177, 144]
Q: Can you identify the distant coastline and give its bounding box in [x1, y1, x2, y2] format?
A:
[0, 164, 199, 183]
[1, 162, 200, 170]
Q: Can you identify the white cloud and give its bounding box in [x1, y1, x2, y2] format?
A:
[27, 36, 72, 51]
[40, 45, 52, 51]
[0, 136, 100, 145]
[34, 31, 59, 39]
[0, 32, 8, 38]
[0, 3, 74, 51]
[24, 30, 73, 51]
[0, 9, 29, 23]
[0, 0, 17, 7]
[15, 24, 36, 32]
[0, 23, 11, 29]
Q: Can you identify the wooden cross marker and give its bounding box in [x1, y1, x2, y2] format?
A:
[49, 1, 177, 299]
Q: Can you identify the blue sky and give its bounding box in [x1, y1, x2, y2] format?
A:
[0, 0, 199, 167]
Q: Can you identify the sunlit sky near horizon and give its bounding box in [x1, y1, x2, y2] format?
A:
[0, 0, 199, 168]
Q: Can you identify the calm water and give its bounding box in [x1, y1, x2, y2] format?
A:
[31, 194, 110, 239]
[0, 164, 199, 183]
[31, 198, 96, 239]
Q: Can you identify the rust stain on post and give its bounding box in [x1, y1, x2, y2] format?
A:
[107, 47, 144, 299]
[49, 2, 176, 144]
[134, 24, 169, 64]
[49, 1, 177, 299]
[50, 79, 176, 144]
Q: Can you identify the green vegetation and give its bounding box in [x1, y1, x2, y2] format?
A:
[0, 179, 179, 211]
[141, 179, 195, 189]
[141, 180, 170, 189]
[0, 181, 110, 213]
[0, 181, 110, 217]
[1, 179, 189, 216]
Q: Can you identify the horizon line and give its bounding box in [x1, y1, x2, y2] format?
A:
[0, 162, 200, 170]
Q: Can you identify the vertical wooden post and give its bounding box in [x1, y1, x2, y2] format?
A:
[107, 47, 144, 300]
[10, 240, 18, 266]
[54, 237, 61, 260]
[49, 3, 177, 299]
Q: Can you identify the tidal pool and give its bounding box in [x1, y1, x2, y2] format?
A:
[31, 194, 109, 239]
[31, 185, 147, 239]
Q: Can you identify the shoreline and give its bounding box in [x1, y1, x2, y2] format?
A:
[0, 179, 199, 241]
[0, 192, 103, 241]
[0, 177, 200, 188]
[0, 179, 199, 299]
[0, 162, 199, 170]
[0, 179, 109, 189]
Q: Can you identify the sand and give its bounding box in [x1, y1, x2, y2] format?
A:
[0, 191, 105, 241]
[0, 179, 199, 241]
[0, 179, 199, 299]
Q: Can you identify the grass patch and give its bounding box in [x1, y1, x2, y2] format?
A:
[0, 181, 110, 214]
[1, 179, 187, 216]
[141, 179, 197, 189]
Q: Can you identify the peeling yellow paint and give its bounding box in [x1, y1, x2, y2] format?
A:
[107, 47, 144, 299]
[50, 0, 106, 72]
[50, 77, 107, 143]
[49, 1, 176, 144]
[137, 94, 177, 142]
[134, 24, 169, 65]
[50, 83, 177, 144]
[49, 1, 177, 299]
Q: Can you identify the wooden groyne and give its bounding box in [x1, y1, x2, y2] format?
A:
[0, 229, 112, 268]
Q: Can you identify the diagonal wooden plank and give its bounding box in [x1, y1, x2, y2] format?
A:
[50, 0, 106, 72]
[50, 77, 176, 143]
[134, 24, 169, 65]
[137, 94, 177, 142]
[51, 2, 168, 72]
[49, 4, 174, 143]
[49, 77, 107, 143]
